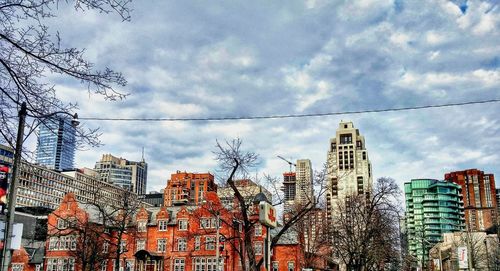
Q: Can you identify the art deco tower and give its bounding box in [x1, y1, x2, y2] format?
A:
[325, 121, 372, 223]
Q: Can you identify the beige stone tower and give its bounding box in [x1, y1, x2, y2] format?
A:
[325, 121, 372, 223]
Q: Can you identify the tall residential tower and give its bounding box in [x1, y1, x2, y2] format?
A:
[325, 121, 372, 223]
[404, 179, 464, 266]
[444, 169, 497, 231]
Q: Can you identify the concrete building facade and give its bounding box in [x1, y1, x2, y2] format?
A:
[217, 179, 272, 209]
[325, 121, 372, 223]
[94, 154, 148, 195]
[444, 169, 497, 232]
[16, 161, 135, 209]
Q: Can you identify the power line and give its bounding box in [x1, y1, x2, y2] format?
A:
[79, 98, 500, 122]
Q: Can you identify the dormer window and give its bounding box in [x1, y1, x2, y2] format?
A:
[158, 220, 168, 231]
[178, 219, 188, 231]
[137, 221, 147, 232]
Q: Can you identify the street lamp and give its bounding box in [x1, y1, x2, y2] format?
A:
[0, 102, 79, 271]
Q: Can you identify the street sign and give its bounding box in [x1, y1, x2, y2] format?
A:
[10, 223, 23, 249]
[457, 247, 468, 269]
[259, 202, 277, 228]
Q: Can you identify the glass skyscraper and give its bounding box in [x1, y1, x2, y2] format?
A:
[404, 179, 465, 266]
[36, 118, 76, 171]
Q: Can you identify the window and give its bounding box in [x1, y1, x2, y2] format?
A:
[57, 219, 68, 229]
[137, 221, 147, 232]
[194, 258, 206, 271]
[340, 134, 352, 144]
[174, 259, 185, 271]
[205, 236, 215, 250]
[177, 238, 187, 251]
[194, 257, 221, 271]
[195, 236, 201, 250]
[12, 264, 23, 271]
[100, 260, 108, 271]
[49, 237, 58, 250]
[120, 240, 127, 253]
[47, 259, 58, 271]
[68, 235, 77, 250]
[125, 260, 134, 271]
[254, 224, 262, 236]
[47, 258, 75, 271]
[136, 239, 146, 251]
[103, 241, 109, 253]
[254, 242, 263, 255]
[288, 261, 295, 271]
[157, 239, 167, 252]
[211, 218, 219, 229]
[178, 219, 188, 230]
[201, 218, 210, 229]
[158, 220, 168, 231]
[272, 262, 279, 271]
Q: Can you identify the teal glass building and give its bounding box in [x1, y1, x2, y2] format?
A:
[404, 179, 465, 265]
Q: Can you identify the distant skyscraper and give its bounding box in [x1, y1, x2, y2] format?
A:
[282, 172, 297, 216]
[94, 154, 148, 194]
[296, 159, 314, 206]
[36, 118, 76, 171]
[325, 121, 372, 223]
[444, 169, 497, 231]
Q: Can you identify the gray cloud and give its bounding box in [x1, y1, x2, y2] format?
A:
[31, 0, 500, 191]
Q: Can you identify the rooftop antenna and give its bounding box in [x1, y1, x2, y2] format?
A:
[141, 147, 145, 162]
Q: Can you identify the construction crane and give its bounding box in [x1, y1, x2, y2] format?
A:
[277, 155, 296, 172]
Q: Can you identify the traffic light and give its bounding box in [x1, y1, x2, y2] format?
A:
[0, 165, 9, 207]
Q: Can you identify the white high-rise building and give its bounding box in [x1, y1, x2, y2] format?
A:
[296, 159, 314, 206]
[325, 121, 372, 223]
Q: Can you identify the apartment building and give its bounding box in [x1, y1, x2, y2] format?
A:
[404, 179, 465, 266]
[325, 121, 372, 224]
[163, 171, 216, 207]
[445, 169, 498, 231]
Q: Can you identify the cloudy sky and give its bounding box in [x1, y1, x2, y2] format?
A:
[27, 0, 500, 192]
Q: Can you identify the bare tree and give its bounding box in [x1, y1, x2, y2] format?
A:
[93, 189, 141, 271]
[331, 177, 402, 271]
[213, 138, 329, 271]
[49, 213, 111, 271]
[0, 0, 130, 153]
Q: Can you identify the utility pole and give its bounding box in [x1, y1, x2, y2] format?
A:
[215, 212, 221, 271]
[1, 102, 26, 271]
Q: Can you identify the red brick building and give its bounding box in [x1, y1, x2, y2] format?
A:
[445, 169, 497, 231]
[163, 171, 216, 207]
[41, 177, 306, 271]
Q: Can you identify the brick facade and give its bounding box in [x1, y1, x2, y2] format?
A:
[445, 169, 498, 231]
[43, 190, 305, 271]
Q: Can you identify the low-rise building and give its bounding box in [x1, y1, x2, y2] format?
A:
[429, 231, 499, 271]
[16, 162, 137, 209]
